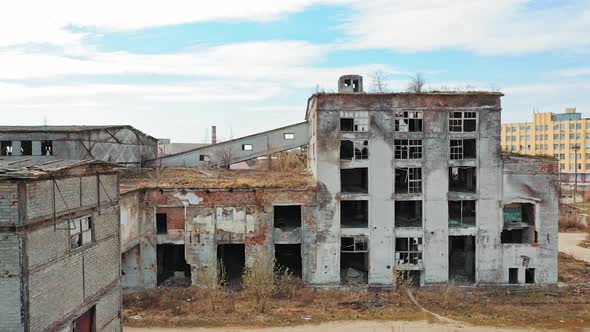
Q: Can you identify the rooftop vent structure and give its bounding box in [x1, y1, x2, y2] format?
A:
[338, 75, 363, 93]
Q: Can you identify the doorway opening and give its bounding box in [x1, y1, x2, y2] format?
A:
[156, 244, 191, 287]
[275, 244, 302, 278]
[448, 236, 476, 284]
[217, 244, 245, 289]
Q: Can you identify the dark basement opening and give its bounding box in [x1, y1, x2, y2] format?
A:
[275, 244, 302, 278]
[218, 244, 245, 289]
[156, 244, 191, 287]
[449, 235, 475, 284]
[274, 205, 302, 230]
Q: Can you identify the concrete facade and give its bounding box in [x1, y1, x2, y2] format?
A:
[0, 125, 158, 167]
[0, 159, 121, 332]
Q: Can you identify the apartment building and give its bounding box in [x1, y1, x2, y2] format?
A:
[501, 108, 589, 182]
[0, 159, 121, 332]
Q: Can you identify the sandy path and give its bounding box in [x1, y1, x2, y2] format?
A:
[124, 320, 557, 332]
[559, 232, 590, 262]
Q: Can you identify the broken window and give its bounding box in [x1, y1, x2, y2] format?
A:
[341, 168, 368, 193]
[394, 139, 422, 159]
[340, 111, 368, 132]
[70, 216, 94, 249]
[41, 140, 53, 156]
[199, 154, 210, 162]
[450, 139, 476, 159]
[395, 237, 423, 265]
[275, 244, 302, 278]
[274, 205, 301, 229]
[242, 144, 253, 151]
[394, 111, 423, 132]
[449, 236, 476, 283]
[449, 111, 477, 132]
[525, 268, 535, 284]
[449, 167, 476, 192]
[156, 213, 168, 234]
[341, 200, 368, 228]
[341, 140, 369, 160]
[395, 168, 422, 194]
[0, 141, 12, 156]
[448, 200, 476, 227]
[20, 140, 32, 156]
[509, 268, 518, 284]
[341, 236, 368, 252]
[284, 133, 295, 140]
[501, 203, 536, 244]
[395, 200, 422, 227]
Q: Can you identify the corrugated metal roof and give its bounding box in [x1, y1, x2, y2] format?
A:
[0, 125, 158, 141]
[0, 158, 112, 179]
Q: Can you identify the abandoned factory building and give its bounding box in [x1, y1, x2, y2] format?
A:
[0, 159, 121, 331]
[120, 75, 558, 289]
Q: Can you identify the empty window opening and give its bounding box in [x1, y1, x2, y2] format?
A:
[340, 140, 369, 160]
[341, 237, 368, 285]
[394, 139, 422, 159]
[352, 79, 360, 92]
[41, 140, 53, 155]
[1, 141, 12, 156]
[284, 133, 295, 140]
[394, 111, 423, 132]
[157, 244, 191, 287]
[344, 79, 351, 87]
[275, 244, 302, 278]
[72, 307, 95, 332]
[395, 237, 423, 265]
[501, 203, 535, 244]
[354, 141, 369, 159]
[340, 112, 368, 132]
[199, 154, 210, 162]
[525, 268, 535, 284]
[449, 167, 477, 192]
[20, 140, 32, 156]
[70, 216, 93, 249]
[449, 236, 476, 284]
[341, 200, 368, 228]
[242, 144, 253, 151]
[340, 140, 354, 159]
[274, 205, 302, 230]
[340, 118, 354, 132]
[449, 111, 477, 132]
[156, 213, 168, 234]
[450, 139, 476, 159]
[395, 168, 422, 194]
[509, 268, 519, 284]
[341, 168, 368, 193]
[218, 244, 245, 290]
[395, 200, 422, 227]
[448, 200, 476, 227]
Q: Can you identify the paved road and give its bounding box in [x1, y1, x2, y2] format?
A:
[125, 320, 544, 332]
[559, 232, 590, 262]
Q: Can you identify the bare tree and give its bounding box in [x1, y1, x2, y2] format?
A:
[407, 73, 426, 93]
[369, 70, 389, 93]
[213, 144, 233, 169]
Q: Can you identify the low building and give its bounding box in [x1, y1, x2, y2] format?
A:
[0, 159, 121, 332]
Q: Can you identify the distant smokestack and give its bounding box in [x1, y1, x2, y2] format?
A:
[211, 126, 217, 144]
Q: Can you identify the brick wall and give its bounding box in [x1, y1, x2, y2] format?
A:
[95, 285, 121, 331]
[0, 182, 18, 224]
[0, 233, 24, 331]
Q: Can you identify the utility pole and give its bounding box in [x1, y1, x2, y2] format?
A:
[573, 144, 580, 203]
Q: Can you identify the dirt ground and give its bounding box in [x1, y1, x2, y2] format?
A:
[124, 320, 554, 332]
[559, 232, 590, 262]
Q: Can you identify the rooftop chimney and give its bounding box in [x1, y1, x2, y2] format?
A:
[211, 126, 217, 144]
[338, 75, 363, 93]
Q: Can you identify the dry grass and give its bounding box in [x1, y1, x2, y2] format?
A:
[580, 234, 590, 249]
[559, 203, 587, 232]
[559, 252, 590, 283]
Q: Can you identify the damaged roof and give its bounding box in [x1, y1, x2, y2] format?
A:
[0, 158, 115, 179]
[0, 125, 158, 141]
[119, 167, 316, 193]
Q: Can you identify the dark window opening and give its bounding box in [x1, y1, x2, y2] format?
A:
[156, 213, 168, 234]
[41, 140, 53, 155]
[395, 237, 423, 265]
[449, 111, 477, 132]
[450, 139, 476, 159]
[448, 200, 476, 227]
[340, 140, 354, 160]
[525, 268, 535, 284]
[341, 236, 368, 252]
[341, 118, 354, 132]
[275, 244, 302, 278]
[352, 79, 360, 92]
[449, 236, 476, 284]
[449, 167, 477, 192]
[509, 268, 519, 284]
[341, 251, 368, 285]
[395, 200, 422, 227]
[344, 79, 351, 86]
[274, 205, 301, 230]
[20, 140, 32, 156]
[395, 168, 422, 194]
[1, 141, 12, 156]
[341, 200, 368, 228]
[73, 307, 95, 332]
[341, 168, 368, 193]
[394, 111, 423, 132]
[502, 203, 535, 244]
[157, 244, 191, 287]
[218, 244, 245, 290]
[199, 154, 210, 162]
[394, 139, 422, 159]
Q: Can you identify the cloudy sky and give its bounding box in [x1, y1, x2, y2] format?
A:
[2, 0, 590, 142]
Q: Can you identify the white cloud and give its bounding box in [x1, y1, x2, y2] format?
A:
[342, 0, 590, 55]
[559, 67, 590, 77]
